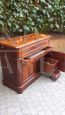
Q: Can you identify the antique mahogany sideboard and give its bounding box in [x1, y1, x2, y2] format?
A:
[0, 34, 65, 93]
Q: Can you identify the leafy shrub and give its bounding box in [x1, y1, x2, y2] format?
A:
[0, 0, 65, 36]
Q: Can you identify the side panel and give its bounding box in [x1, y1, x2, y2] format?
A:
[1, 52, 22, 87]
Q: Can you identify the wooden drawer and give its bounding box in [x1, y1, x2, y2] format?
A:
[19, 39, 49, 58]
[26, 47, 53, 61]
[45, 51, 65, 72]
[43, 58, 58, 74]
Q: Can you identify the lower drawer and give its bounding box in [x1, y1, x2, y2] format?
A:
[45, 51, 65, 72]
[44, 58, 58, 74]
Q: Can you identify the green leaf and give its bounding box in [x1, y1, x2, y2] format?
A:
[54, 0, 61, 5]
[55, 23, 59, 28]
[0, 0, 65, 35]
[27, 18, 35, 26]
[0, 20, 4, 26]
[8, 22, 11, 27]
[0, 1, 3, 5]
[37, 18, 43, 23]
[49, 18, 54, 22]
[24, 25, 30, 31]
[40, 0, 45, 3]
[20, 11, 23, 17]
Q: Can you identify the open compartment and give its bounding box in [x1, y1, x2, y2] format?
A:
[21, 46, 53, 82]
[44, 57, 59, 74]
[45, 51, 65, 72]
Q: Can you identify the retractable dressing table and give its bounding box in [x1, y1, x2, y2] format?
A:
[0, 34, 65, 93]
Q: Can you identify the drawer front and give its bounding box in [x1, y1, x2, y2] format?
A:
[27, 47, 53, 61]
[19, 39, 49, 58]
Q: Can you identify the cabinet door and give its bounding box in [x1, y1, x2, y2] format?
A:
[45, 51, 65, 72]
[22, 59, 40, 82]
[33, 60, 40, 74]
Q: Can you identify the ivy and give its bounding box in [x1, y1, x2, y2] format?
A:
[0, 0, 65, 36]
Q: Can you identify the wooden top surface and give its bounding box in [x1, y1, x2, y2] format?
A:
[0, 34, 50, 48]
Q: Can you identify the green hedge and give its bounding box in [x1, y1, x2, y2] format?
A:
[0, 0, 65, 36]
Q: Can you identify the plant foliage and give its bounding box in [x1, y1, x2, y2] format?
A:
[0, 0, 65, 36]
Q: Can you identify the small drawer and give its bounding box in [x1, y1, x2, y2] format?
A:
[44, 58, 59, 74]
[40, 57, 59, 74]
[19, 39, 49, 58]
[45, 51, 65, 72]
[23, 47, 53, 62]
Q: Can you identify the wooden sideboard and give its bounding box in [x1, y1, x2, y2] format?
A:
[0, 34, 65, 93]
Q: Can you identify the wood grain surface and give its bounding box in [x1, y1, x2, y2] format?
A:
[49, 35, 65, 53]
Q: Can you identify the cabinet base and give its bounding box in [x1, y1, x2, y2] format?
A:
[3, 73, 40, 94]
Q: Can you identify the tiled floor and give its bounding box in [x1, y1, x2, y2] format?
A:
[0, 65, 65, 115]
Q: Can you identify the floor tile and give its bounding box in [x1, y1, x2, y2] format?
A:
[0, 64, 65, 115]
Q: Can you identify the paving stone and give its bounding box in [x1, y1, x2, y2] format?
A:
[0, 66, 65, 115]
